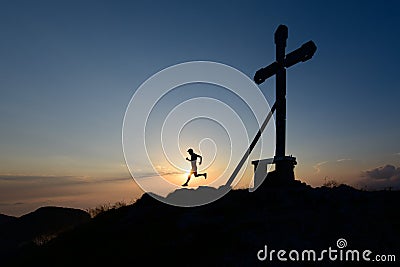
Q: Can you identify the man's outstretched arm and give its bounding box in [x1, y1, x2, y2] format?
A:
[198, 155, 202, 165]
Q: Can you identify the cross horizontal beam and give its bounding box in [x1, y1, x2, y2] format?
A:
[253, 40, 317, 85]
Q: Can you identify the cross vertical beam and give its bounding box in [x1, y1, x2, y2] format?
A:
[274, 25, 288, 160]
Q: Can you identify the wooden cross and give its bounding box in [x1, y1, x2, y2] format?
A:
[254, 24, 316, 176]
[226, 25, 316, 188]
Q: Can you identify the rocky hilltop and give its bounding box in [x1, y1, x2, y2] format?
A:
[3, 177, 399, 266]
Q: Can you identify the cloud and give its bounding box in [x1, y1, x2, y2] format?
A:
[134, 171, 182, 179]
[313, 161, 328, 174]
[0, 175, 131, 185]
[313, 158, 353, 174]
[363, 165, 400, 180]
[0, 175, 85, 185]
[337, 158, 352, 162]
[357, 164, 400, 190]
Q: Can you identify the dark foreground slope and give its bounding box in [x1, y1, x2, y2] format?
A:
[0, 207, 90, 265]
[5, 179, 400, 267]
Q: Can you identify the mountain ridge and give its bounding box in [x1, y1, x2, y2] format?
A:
[3, 178, 399, 266]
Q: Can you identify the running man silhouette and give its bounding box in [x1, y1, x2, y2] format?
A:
[182, 148, 207, 186]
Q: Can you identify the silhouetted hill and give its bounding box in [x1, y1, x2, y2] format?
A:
[0, 206, 90, 265]
[3, 178, 400, 267]
[0, 214, 16, 225]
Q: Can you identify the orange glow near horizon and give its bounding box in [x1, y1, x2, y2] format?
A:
[161, 168, 217, 187]
[156, 161, 254, 189]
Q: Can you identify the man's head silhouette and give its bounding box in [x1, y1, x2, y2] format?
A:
[187, 148, 193, 154]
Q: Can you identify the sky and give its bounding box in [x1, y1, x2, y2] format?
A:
[1, 0, 399, 216]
